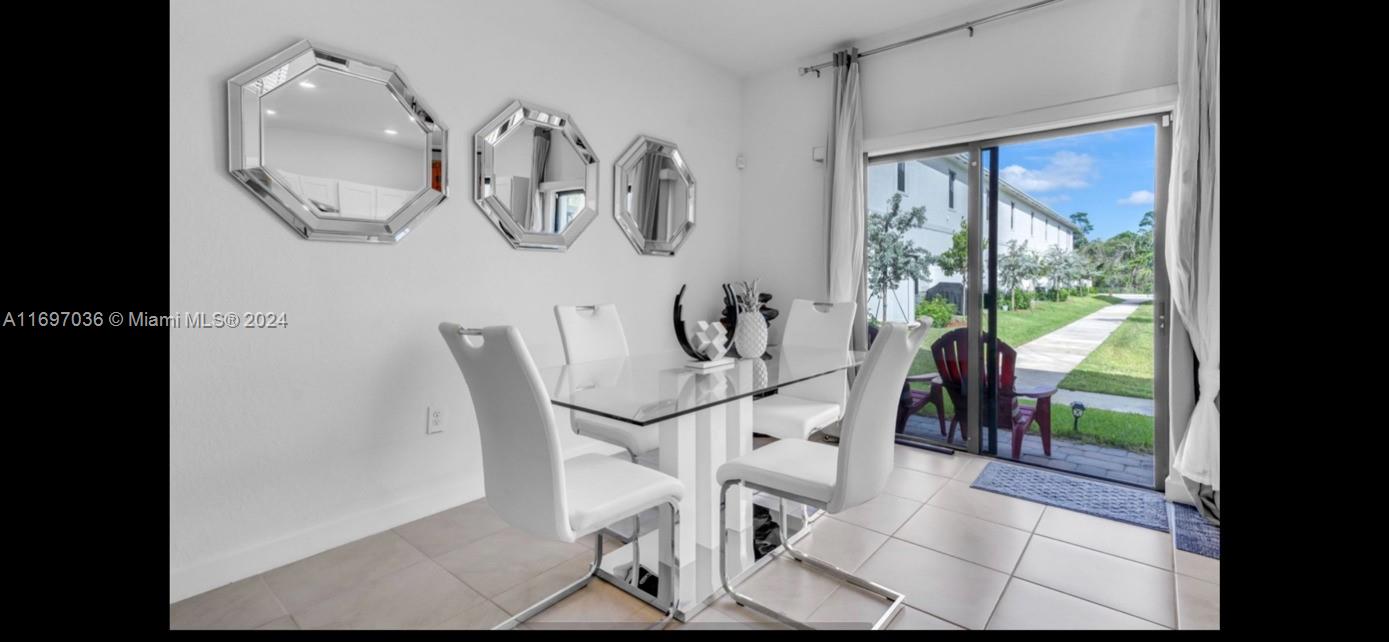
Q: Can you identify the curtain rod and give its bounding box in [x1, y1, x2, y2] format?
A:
[798, 0, 1067, 77]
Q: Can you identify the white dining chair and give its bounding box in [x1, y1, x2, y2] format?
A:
[439, 323, 683, 629]
[554, 304, 660, 583]
[553, 304, 660, 460]
[752, 299, 857, 440]
[717, 320, 931, 630]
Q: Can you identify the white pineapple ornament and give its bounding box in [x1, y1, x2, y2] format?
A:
[732, 279, 768, 359]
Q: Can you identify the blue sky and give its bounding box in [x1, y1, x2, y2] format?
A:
[997, 124, 1157, 241]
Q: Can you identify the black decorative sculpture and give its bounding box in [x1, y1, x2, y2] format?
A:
[672, 284, 707, 361]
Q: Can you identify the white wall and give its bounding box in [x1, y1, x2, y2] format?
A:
[739, 0, 1176, 340]
[169, 0, 742, 603]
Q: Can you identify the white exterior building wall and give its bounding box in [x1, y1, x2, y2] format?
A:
[867, 158, 1075, 322]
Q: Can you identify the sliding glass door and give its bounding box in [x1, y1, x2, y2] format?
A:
[867, 114, 1172, 489]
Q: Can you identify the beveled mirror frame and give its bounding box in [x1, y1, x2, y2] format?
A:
[227, 40, 448, 244]
[613, 135, 696, 256]
[473, 100, 600, 251]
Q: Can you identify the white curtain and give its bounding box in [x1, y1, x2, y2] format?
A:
[1166, 0, 1219, 523]
[826, 48, 867, 353]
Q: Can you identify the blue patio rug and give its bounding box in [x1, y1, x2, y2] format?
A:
[1170, 502, 1221, 559]
[971, 461, 1169, 532]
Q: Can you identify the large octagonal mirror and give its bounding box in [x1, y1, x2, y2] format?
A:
[474, 100, 599, 251]
[614, 135, 695, 256]
[228, 40, 447, 243]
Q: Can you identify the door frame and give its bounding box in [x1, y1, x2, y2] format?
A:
[867, 112, 1174, 487]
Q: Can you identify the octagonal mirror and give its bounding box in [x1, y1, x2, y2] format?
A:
[614, 135, 695, 256]
[474, 100, 599, 251]
[228, 40, 447, 243]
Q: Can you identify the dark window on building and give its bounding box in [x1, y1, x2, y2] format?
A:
[896, 162, 905, 192]
[948, 170, 956, 209]
[1010, 202, 1015, 229]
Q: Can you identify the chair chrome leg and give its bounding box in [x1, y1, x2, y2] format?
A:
[626, 450, 642, 585]
[492, 530, 603, 630]
[648, 498, 680, 630]
[721, 482, 904, 630]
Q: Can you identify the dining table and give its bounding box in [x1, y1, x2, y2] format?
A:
[538, 345, 865, 622]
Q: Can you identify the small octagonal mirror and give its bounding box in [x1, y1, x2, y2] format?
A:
[228, 40, 447, 243]
[474, 100, 599, 251]
[614, 135, 695, 256]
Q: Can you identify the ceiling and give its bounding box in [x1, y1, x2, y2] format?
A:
[582, 0, 1024, 77]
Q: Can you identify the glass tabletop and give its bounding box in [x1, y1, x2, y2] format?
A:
[539, 347, 866, 426]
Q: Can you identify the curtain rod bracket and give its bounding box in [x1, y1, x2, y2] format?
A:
[967, 25, 974, 37]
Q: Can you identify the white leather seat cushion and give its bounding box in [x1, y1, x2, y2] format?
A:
[573, 413, 659, 455]
[565, 453, 683, 536]
[716, 439, 838, 505]
[752, 394, 841, 441]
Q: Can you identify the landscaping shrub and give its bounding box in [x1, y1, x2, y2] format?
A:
[1009, 289, 1033, 310]
[915, 295, 955, 329]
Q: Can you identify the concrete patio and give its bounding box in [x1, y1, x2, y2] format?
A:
[901, 414, 1155, 488]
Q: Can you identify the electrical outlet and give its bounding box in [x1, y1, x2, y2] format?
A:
[426, 406, 444, 434]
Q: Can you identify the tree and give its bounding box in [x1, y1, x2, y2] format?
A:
[999, 240, 1040, 309]
[866, 193, 935, 322]
[935, 218, 969, 314]
[1069, 212, 1093, 249]
[1040, 246, 1069, 297]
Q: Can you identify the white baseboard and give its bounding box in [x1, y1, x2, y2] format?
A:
[169, 438, 623, 604]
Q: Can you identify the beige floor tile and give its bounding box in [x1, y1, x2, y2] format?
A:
[927, 480, 1044, 532]
[1175, 574, 1219, 630]
[492, 555, 594, 616]
[987, 578, 1166, 629]
[680, 595, 788, 630]
[1035, 507, 1172, 570]
[828, 493, 922, 536]
[881, 467, 950, 502]
[894, 504, 1031, 573]
[434, 526, 589, 597]
[808, 585, 961, 629]
[894, 445, 968, 477]
[732, 555, 845, 621]
[1174, 550, 1219, 584]
[527, 579, 662, 628]
[255, 615, 300, 629]
[952, 456, 993, 483]
[855, 537, 1009, 629]
[292, 560, 489, 629]
[393, 499, 510, 558]
[169, 575, 287, 630]
[788, 515, 888, 572]
[262, 530, 426, 613]
[1013, 536, 1175, 628]
[431, 599, 513, 629]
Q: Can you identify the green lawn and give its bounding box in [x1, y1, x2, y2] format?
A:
[908, 295, 1115, 376]
[1058, 303, 1154, 399]
[904, 383, 1154, 453]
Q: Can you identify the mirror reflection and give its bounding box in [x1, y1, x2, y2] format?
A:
[490, 123, 588, 234]
[262, 67, 426, 222]
[614, 136, 695, 256]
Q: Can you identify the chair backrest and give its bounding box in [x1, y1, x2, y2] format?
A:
[438, 324, 574, 542]
[778, 299, 857, 408]
[554, 304, 630, 365]
[828, 320, 932, 513]
[930, 328, 1020, 420]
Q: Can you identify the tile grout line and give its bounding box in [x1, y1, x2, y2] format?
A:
[1008, 535, 1175, 629]
[255, 574, 295, 629]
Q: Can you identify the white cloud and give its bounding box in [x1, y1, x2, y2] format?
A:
[1117, 190, 1154, 205]
[999, 151, 1094, 192]
[1040, 194, 1072, 205]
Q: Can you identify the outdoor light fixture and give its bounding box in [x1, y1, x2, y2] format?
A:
[1070, 401, 1086, 433]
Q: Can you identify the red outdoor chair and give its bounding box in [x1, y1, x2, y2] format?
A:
[930, 328, 1055, 460]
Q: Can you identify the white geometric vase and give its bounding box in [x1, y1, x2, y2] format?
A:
[734, 311, 768, 359]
